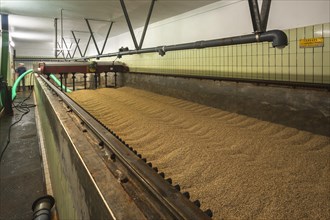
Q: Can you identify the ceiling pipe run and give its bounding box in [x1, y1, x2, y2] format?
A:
[71, 29, 287, 61]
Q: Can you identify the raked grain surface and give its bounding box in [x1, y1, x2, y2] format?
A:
[69, 87, 330, 220]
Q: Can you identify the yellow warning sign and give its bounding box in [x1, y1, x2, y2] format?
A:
[299, 37, 324, 48]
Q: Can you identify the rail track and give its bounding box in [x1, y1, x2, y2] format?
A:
[39, 74, 213, 219]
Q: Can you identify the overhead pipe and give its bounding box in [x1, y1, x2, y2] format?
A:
[72, 29, 287, 61]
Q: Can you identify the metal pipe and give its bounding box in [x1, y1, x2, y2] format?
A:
[248, 0, 263, 33]
[139, 0, 156, 49]
[73, 29, 287, 60]
[120, 0, 139, 49]
[85, 19, 101, 55]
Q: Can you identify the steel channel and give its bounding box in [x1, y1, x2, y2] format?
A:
[39, 74, 210, 219]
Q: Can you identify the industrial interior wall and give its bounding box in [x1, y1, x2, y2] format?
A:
[116, 22, 330, 84]
[98, 1, 330, 84]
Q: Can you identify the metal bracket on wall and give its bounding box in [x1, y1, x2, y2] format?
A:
[119, 0, 156, 50]
[248, 0, 271, 33]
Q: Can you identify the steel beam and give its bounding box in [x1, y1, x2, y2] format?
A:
[101, 22, 114, 54]
[71, 31, 83, 57]
[62, 38, 72, 59]
[72, 39, 81, 58]
[248, 0, 263, 33]
[139, 0, 156, 49]
[83, 35, 92, 57]
[85, 19, 101, 55]
[260, 0, 272, 32]
[119, 0, 139, 49]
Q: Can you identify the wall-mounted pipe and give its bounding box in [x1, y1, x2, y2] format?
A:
[73, 29, 287, 61]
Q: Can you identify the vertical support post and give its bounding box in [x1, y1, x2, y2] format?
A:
[105, 72, 108, 87]
[94, 73, 98, 89]
[83, 73, 87, 89]
[248, 0, 263, 33]
[72, 73, 76, 91]
[139, 0, 156, 49]
[54, 18, 58, 58]
[60, 9, 64, 55]
[85, 19, 101, 55]
[59, 73, 63, 91]
[64, 73, 67, 92]
[1, 14, 9, 82]
[119, 0, 139, 49]
[114, 72, 117, 88]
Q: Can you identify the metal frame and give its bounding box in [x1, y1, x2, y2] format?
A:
[71, 31, 93, 58]
[120, 0, 156, 50]
[85, 19, 114, 55]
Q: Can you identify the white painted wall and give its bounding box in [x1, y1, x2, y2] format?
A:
[95, 0, 330, 55]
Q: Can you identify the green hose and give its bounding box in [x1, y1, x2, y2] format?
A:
[49, 74, 72, 93]
[12, 69, 34, 100]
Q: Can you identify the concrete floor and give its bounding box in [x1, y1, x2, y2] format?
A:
[0, 91, 46, 219]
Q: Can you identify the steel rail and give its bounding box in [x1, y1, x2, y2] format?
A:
[39, 74, 211, 219]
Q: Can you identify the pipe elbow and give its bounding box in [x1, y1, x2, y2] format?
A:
[260, 30, 288, 48]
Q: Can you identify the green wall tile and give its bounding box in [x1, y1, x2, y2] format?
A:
[305, 53, 313, 67]
[297, 27, 305, 40]
[323, 52, 330, 66]
[305, 26, 314, 38]
[323, 23, 330, 37]
[314, 24, 323, 37]
[289, 28, 297, 41]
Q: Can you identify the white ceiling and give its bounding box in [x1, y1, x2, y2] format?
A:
[1, 0, 219, 46]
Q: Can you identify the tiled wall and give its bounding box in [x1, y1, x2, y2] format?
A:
[119, 23, 330, 84]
